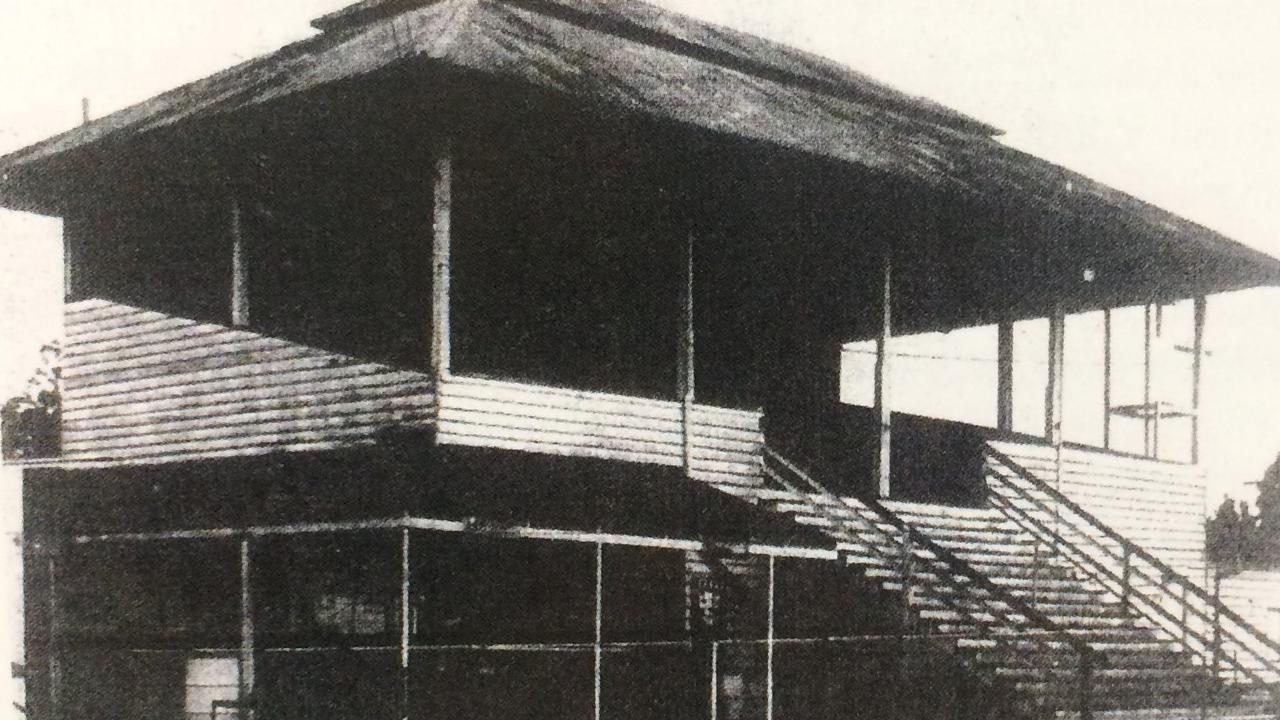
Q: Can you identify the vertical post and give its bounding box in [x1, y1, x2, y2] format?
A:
[47, 551, 60, 720]
[1102, 309, 1113, 449]
[679, 232, 696, 476]
[1078, 650, 1093, 720]
[875, 254, 893, 498]
[1044, 308, 1065, 445]
[1191, 296, 1207, 464]
[400, 528, 411, 720]
[1143, 304, 1154, 457]
[709, 641, 718, 720]
[996, 321, 1014, 433]
[230, 194, 250, 328]
[594, 542, 603, 720]
[766, 555, 775, 720]
[430, 136, 453, 379]
[239, 538, 255, 715]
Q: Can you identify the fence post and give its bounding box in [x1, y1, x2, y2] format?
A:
[1121, 548, 1132, 609]
[1078, 650, 1093, 720]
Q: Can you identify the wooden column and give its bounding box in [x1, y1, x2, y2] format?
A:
[1142, 304, 1155, 457]
[430, 137, 454, 379]
[678, 232, 696, 475]
[1191, 296, 1207, 464]
[230, 194, 250, 328]
[875, 255, 893, 498]
[593, 542, 604, 720]
[996, 321, 1015, 432]
[1102, 309, 1113, 449]
[399, 528, 411, 720]
[239, 538, 255, 713]
[1044, 309, 1065, 444]
[47, 551, 61, 720]
[765, 555, 776, 720]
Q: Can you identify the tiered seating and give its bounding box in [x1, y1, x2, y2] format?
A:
[756, 447, 1266, 717]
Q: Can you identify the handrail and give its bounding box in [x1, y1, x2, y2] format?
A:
[761, 445, 1100, 664]
[983, 445, 1280, 689]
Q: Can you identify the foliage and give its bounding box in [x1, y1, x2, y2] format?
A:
[1, 341, 61, 460]
[1206, 453, 1280, 575]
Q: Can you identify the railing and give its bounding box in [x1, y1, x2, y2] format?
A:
[762, 445, 1101, 718]
[983, 445, 1280, 702]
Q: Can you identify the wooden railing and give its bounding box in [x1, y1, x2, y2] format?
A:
[984, 444, 1280, 699]
[762, 445, 1101, 718]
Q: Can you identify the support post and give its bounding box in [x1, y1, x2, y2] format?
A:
[1143, 304, 1154, 457]
[875, 254, 893, 498]
[766, 555, 775, 720]
[594, 542, 603, 720]
[1044, 309, 1065, 445]
[709, 641, 718, 720]
[430, 136, 453, 379]
[1102, 309, 1112, 449]
[400, 528, 411, 720]
[679, 232, 696, 476]
[47, 551, 60, 720]
[230, 194, 250, 328]
[239, 538, 255, 716]
[996, 321, 1014, 433]
[1191, 296, 1207, 464]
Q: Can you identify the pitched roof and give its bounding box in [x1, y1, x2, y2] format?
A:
[2, 0, 1278, 290]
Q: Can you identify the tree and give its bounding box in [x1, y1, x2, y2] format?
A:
[1254, 455, 1280, 566]
[1206, 451, 1280, 575]
[1, 341, 61, 460]
[1206, 496, 1248, 575]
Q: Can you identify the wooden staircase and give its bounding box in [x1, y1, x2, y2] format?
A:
[757, 446, 1278, 718]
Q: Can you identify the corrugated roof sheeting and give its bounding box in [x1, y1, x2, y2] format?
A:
[1, 0, 1278, 289]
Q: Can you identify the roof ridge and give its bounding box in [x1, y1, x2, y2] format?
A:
[311, 0, 1002, 137]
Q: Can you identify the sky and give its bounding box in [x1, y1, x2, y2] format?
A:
[0, 1, 1279, 714]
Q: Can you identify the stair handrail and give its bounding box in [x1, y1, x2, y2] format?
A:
[762, 445, 1100, 665]
[983, 444, 1280, 689]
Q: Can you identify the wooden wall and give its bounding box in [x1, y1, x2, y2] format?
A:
[60, 299, 436, 466]
[988, 439, 1207, 580]
[58, 300, 763, 496]
[436, 375, 764, 497]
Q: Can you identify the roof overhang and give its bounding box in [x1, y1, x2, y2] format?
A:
[2, 0, 1277, 311]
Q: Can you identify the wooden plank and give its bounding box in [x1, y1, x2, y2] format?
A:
[997, 320, 1014, 432]
[63, 333, 305, 382]
[66, 318, 237, 360]
[56, 438, 387, 469]
[446, 375, 682, 415]
[62, 418, 430, 463]
[64, 351, 387, 402]
[65, 395, 435, 447]
[66, 313, 204, 351]
[431, 136, 452, 378]
[435, 427, 681, 468]
[875, 254, 892, 498]
[437, 389, 680, 435]
[65, 370, 431, 421]
[436, 404, 684, 449]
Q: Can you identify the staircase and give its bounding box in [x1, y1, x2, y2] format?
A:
[758, 445, 1279, 718]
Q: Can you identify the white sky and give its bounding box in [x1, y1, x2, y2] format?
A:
[0, 2, 1279, 714]
[0, 3, 1278, 494]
